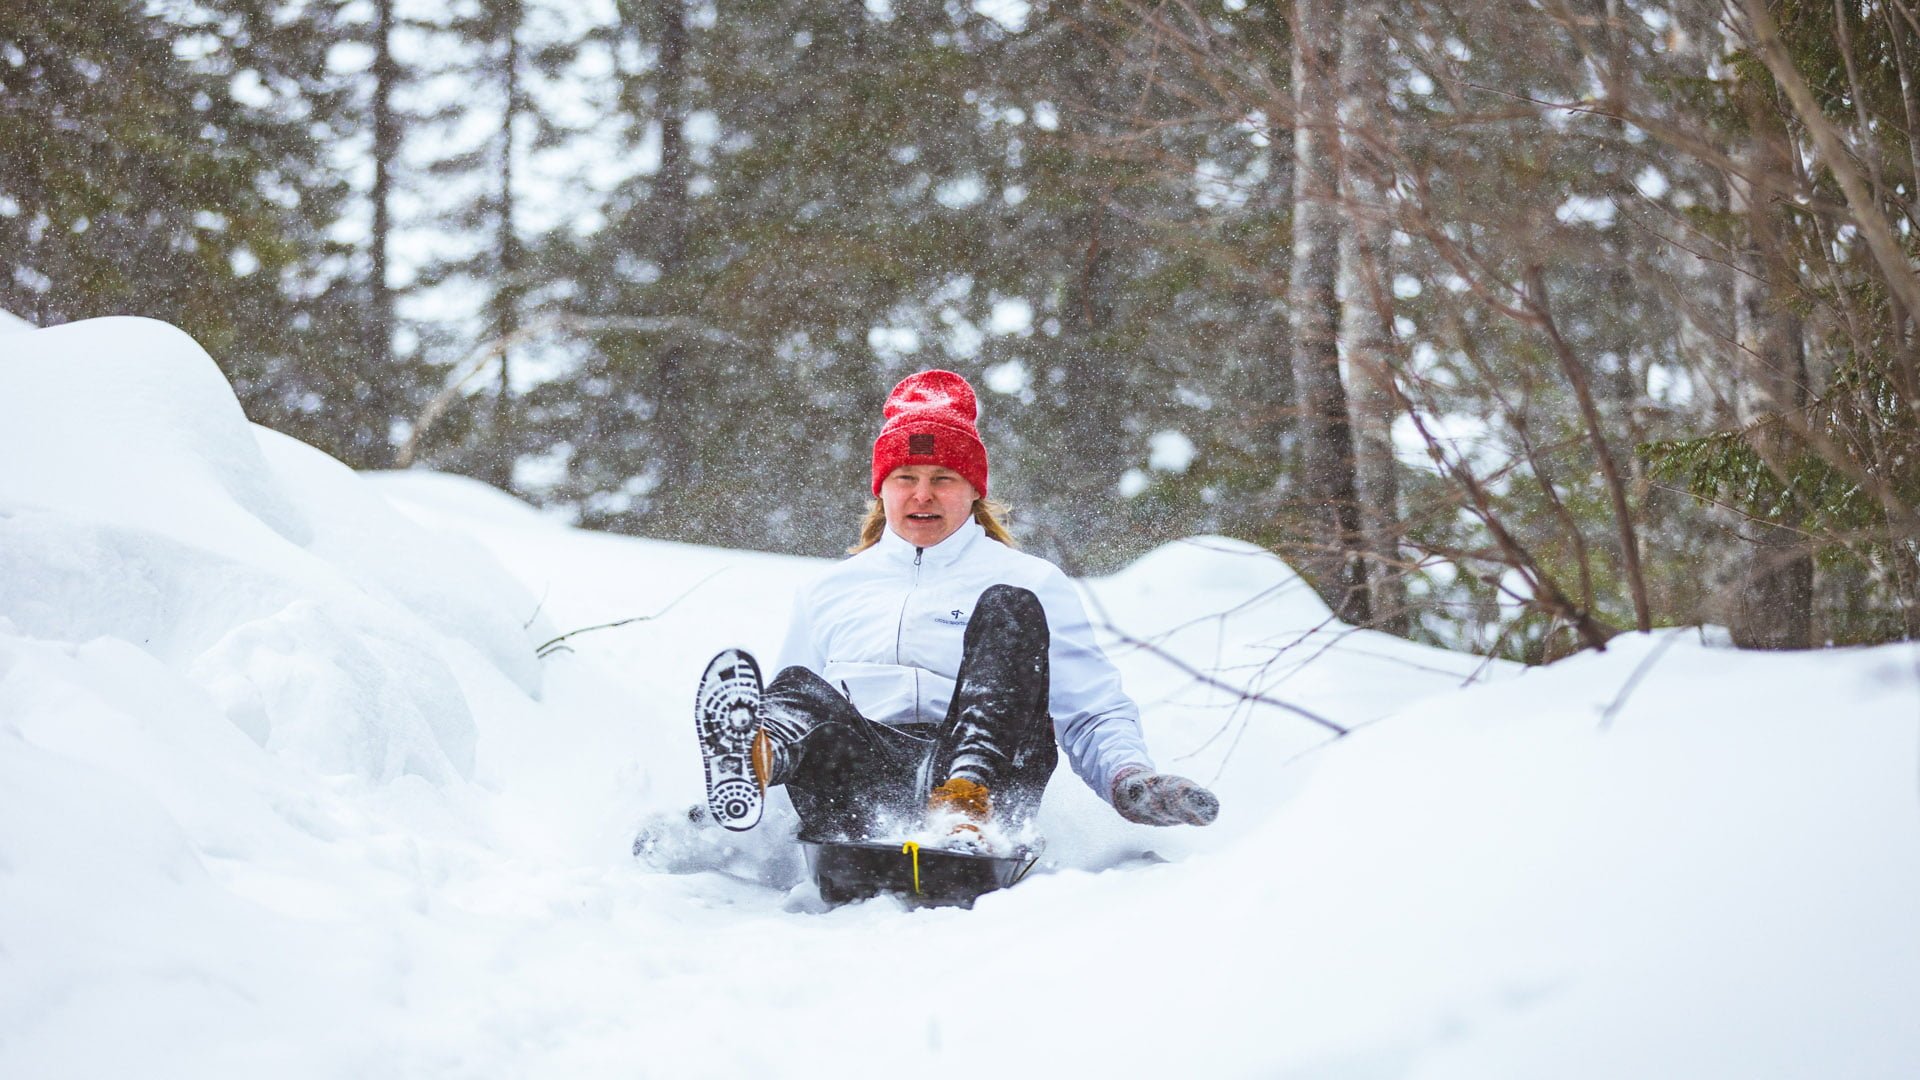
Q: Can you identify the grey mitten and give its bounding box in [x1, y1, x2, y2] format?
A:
[1111, 767, 1220, 826]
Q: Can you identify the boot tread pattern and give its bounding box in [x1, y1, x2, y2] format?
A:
[696, 648, 764, 831]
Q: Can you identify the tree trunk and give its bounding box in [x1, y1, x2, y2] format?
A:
[1231, 0, 1294, 546]
[1727, 82, 1813, 649]
[1289, 0, 1369, 625]
[1053, 201, 1130, 574]
[1025, 26, 1133, 574]
[650, 0, 695, 509]
[481, 3, 524, 493]
[369, 0, 399, 468]
[1338, 0, 1406, 635]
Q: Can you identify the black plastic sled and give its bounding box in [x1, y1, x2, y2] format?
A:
[801, 837, 1042, 908]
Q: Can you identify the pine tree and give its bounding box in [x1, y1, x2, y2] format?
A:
[0, 2, 329, 358]
[0, 0, 451, 469]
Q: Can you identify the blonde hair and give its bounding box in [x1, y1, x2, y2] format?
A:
[849, 498, 1016, 554]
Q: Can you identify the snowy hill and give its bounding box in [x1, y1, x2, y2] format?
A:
[2, 318, 1917, 1078]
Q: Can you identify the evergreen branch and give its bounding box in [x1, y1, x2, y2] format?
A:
[1646, 481, 1823, 541]
[1740, 0, 1920, 320]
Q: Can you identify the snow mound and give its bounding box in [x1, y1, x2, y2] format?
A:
[0, 316, 312, 552]
[253, 428, 546, 699]
[363, 468, 558, 531]
[0, 317, 545, 783]
[1094, 533, 1334, 630]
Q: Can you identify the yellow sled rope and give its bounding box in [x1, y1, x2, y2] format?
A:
[901, 841, 922, 895]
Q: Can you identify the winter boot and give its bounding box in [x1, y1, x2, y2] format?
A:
[926, 776, 995, 852]
[696, 648, 769, 831]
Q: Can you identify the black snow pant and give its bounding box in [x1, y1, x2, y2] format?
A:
[762, 584, 1058, 842]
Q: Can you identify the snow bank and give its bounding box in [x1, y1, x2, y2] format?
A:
[364, 467, 560, 529]
[1008, 632, 1920, 1078]
[1, 317, 312, 554]
[0, 318, 544, 785]
[0, 317, 560, 1075]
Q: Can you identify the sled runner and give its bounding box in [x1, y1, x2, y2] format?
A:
[800, 836, 1042, 908]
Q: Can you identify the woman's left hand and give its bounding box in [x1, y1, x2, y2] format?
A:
[1111, 767, 1220, 826]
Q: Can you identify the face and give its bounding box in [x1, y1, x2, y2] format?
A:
[880, 465, 980, 548]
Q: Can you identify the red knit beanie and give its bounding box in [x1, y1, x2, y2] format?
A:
[870, 370, 989, 498]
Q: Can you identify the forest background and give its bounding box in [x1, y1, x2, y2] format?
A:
[6, 0, 1918, 661]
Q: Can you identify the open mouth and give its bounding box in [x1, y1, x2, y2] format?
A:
[906, 512, 942, 522]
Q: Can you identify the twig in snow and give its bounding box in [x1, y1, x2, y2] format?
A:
[534, 568, 726, 658]
[1598, 632, 1683, 731]
[523, 583, 552, 630]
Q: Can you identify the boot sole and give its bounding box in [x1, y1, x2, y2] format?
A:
[696, 648, 764, 831]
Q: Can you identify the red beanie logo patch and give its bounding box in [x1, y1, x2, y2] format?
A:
[909, 434, 935, 455]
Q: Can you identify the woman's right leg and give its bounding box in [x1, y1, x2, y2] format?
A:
[761, 666, 928, 841]
[926, 585, 1057, 834]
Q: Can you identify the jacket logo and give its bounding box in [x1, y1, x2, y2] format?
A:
[934, 608, 969, 625]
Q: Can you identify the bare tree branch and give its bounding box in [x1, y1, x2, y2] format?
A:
[1522, 264, 1653, 632]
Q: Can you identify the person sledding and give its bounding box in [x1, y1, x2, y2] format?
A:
[696, 369, 1218, 855]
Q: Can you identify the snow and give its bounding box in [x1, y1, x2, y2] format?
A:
[4, 317, 1919, 1077]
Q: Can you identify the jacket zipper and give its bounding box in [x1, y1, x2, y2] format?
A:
[896, 547, 923, 722]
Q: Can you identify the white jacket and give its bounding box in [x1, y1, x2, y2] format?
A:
[777, 517, 1154, 804]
